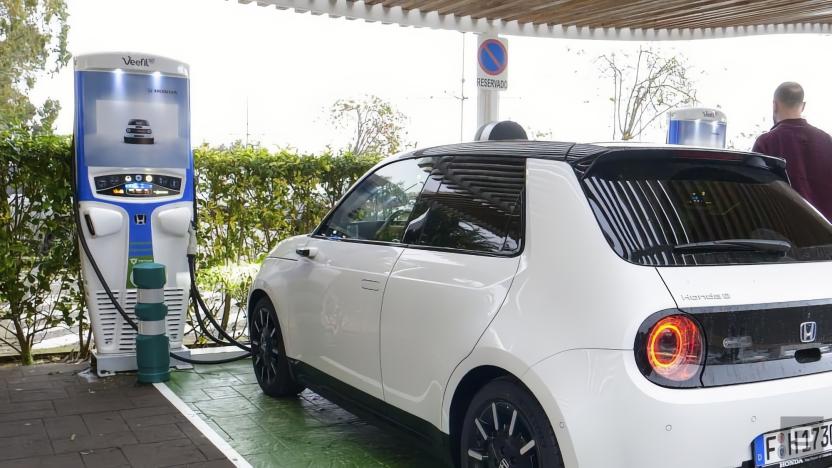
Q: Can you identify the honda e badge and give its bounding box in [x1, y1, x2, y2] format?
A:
[800, 321, 818, 343]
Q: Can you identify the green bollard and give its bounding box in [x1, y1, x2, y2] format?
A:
[133, 263, 170, 383]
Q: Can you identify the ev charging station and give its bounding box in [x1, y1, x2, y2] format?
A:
[666, 107, 728, 149]
[74, 53, 194, 375]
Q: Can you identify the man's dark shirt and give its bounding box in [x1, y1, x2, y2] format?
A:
[753, 118, 832, 220]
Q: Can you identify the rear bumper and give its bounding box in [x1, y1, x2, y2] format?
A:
[525, 349, 832, 468]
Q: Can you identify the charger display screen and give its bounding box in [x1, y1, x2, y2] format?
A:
[94, 174, 181, 197]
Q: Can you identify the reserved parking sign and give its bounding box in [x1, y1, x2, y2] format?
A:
[476, 36, 508, 91]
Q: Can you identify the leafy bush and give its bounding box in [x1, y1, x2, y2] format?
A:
[0, 129, 82, 364]
[0, 131, 382, 361]
[192, 143, 379, 336]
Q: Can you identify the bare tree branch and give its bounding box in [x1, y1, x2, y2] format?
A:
[598, 47, 697, 140]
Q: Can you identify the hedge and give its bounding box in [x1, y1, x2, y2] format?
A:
[0, 130, 381, 362]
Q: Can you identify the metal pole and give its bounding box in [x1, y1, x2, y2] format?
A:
[459, 33, 466, 141]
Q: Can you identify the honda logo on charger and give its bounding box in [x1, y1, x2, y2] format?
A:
[800, 321, 817, 343]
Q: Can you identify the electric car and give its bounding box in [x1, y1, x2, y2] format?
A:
[248, 137, 832, 468]
[123, 119, 154, 144]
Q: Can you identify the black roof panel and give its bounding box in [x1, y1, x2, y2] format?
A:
[405, 140, 607, 161]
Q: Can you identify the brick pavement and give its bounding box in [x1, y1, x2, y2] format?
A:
[0, 361, 236, 468]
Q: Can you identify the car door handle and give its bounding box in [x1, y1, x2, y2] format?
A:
[296, 247, 318, 258]
[361, 279, 380, 291]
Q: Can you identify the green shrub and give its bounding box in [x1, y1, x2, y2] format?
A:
[0, 131, 382, 361]
[0, 129, 82, 364]
[192, 143, 380, 335]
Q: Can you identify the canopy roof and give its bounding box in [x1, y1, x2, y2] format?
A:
[242, 0, 832, 40]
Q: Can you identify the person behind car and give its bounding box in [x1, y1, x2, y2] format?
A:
[753, 82, 832, 221]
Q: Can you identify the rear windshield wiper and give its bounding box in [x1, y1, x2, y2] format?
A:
[672, 239, 793, 255]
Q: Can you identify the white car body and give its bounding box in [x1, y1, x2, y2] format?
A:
[249, 141, 832, 468]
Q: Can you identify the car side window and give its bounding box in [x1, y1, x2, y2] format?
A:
[317, 158, 434, 243]
[409, 156, 525, 254]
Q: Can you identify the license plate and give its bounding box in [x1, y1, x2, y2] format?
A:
[754, 419, 832, 467]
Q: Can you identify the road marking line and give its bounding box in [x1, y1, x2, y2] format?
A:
[154, 382, 252, 468]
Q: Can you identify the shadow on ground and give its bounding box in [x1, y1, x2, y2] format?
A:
[167, 359, 443, 468]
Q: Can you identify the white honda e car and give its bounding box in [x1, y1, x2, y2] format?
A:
[248, 135, 832, 468]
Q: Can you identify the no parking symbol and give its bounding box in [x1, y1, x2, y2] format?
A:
[477, 36, 508, 91]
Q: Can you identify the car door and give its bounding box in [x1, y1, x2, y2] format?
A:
[381, 155, 525, 425]
[291, 157, 433, 399]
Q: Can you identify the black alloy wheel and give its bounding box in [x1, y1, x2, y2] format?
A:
[249, 297, 303, 397]
[461, 379, 563, 468]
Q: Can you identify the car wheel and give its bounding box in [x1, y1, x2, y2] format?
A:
[460, 378, 563, 468]
[250, 296, 304, 397]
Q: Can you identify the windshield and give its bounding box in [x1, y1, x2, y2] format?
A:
[581, 156, 832, 266]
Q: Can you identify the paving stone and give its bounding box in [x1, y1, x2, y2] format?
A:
[121, 439, 208, 468]
[0, 363, 235, 467]
[44, 415, 88, 439]
[120, 405, 175, 419]
[196, 442, 228, 461]
[203, 387, 239, 400]
[83, 411, 128, 434]
[0, 400, 56, 422]
[53, 396, 135, 416]
[6, 376, 77, 390]
[52, 430, 138, 454]
[0, 452, 83, 468]
[170, 460, 235, 468]
[79, 447, 129, 468]
[0, 418, 46, 437]
[0, 434, 52, 461]
[8, 387, 68, 402]
[231, 384, 262, 399]
[194, 373, 245, 388]
[126, 412, 186, 430]
[194, 397, 259, 419]
[20, 362, 88, 376]
[129, 392, 169, 408]
[176, 422, 212, 446]
[170, 360, 446, 467]
[0, 400, 54, 414]
[211, 415, 259, 431]
[132, 423, 187, 443]
[0, 409, 56, 423]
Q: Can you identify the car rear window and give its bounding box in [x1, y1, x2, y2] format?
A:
[581, 154, 832, 266]
[406, 156, 524, 255]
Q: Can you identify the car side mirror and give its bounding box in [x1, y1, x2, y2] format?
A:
[296, 247, 318, 258]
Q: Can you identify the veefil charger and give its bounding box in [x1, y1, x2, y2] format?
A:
[74, 53, 193, 375]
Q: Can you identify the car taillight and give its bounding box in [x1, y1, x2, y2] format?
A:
[645, 314, 703, 382]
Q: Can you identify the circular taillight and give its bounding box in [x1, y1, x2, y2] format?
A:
[646, 314, 703, 382]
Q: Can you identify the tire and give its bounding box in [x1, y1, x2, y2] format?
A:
[249, 296, 304, 397]
[460, 378, 564, 468]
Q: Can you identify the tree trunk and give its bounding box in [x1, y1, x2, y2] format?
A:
[11, 316, 33, 366]
[79, 324, 92, 360]
[221, 291, 231, 331]
[19, 347, 34, 366]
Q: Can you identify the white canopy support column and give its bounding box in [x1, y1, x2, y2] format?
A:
[476, 76, 500, 129]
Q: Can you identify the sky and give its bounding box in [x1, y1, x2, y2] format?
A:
[32, 0, 832, 154]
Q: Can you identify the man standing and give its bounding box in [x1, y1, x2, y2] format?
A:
[753, 82, 832, 221]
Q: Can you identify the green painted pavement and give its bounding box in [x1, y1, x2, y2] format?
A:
[166, 359, 442, 467]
